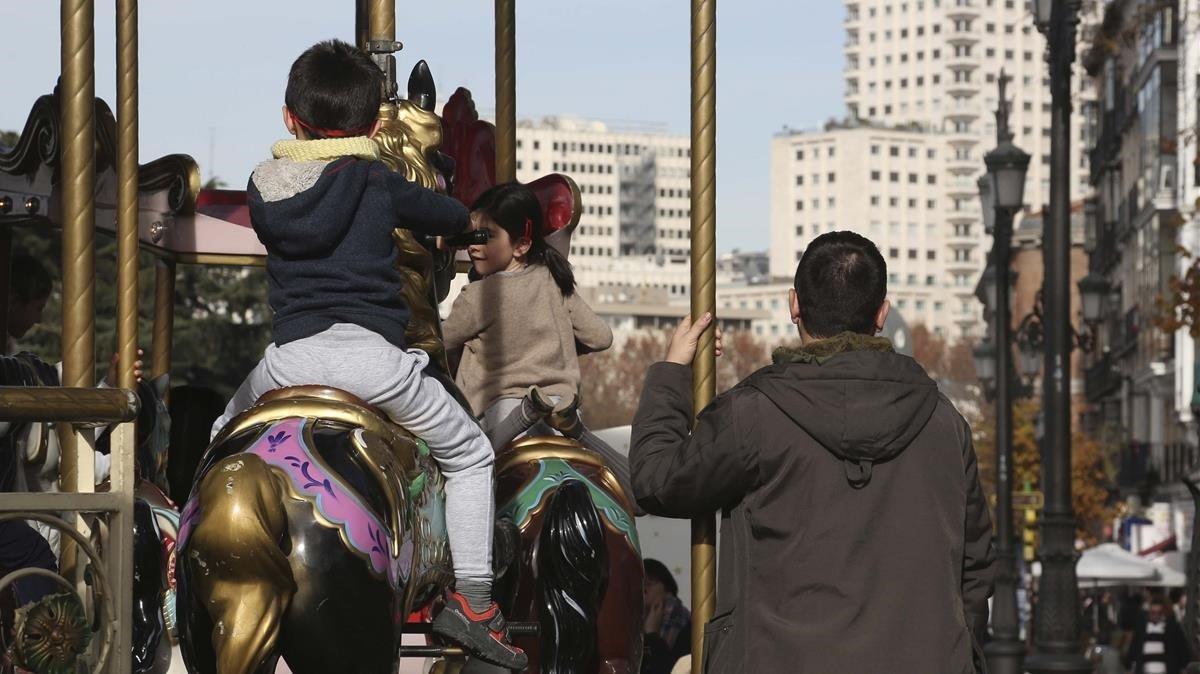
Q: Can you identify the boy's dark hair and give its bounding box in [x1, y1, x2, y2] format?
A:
[284, 40, 382, 139]
[471, 182, 576, 296]
[643, 558, 678, 596]
[10, 252, 52, 302]
[793, 231, 887, 338]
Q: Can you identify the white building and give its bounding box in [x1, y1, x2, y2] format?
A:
[774, 0, 1100, 339]
[513, 116, 694, 303]
[770, 124, 955, 336]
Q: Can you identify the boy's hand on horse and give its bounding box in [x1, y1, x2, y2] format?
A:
[665, 313, 724, 367]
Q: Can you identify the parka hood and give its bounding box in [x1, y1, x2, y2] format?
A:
[747, 332, 939, 487]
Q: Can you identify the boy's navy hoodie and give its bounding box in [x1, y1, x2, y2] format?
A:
[248, 143, 469, 350]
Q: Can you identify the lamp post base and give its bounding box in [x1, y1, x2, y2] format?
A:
[984, 638, 1025, 674]
[1024, 648, 1093, 673]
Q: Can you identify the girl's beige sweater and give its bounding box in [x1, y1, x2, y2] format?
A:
[442, 265, 613, 416]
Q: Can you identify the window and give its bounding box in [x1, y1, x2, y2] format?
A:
[889, 172, 900, 182]
[926, 250, 936, 260]
[812, 174, 820, 184]
[927, 199, 936, 208]
[796, 200, 804, 211]
[908, 198, 918, 208]
[827, 172, 836, 183]
[795, 225, 804, 236]
[908, 249, 918, 260]
[908, 147, 917, 158]
[927, 174, 937, 185]
[909, 173, 919, 184]
[828, 146, 836, 158]
[870, 144, 880, 155]
[871, 170, 881, 181]
[889, 248, 900, 259]
[927, 276, 937, 286]
[927, 149, 935, 159]
[870, 196, 881, 206]
[890, 146, 900, 157]
[889, 197, 900, 207]
[796, 150, 804, 160]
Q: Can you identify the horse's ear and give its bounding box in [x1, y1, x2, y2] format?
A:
[407, 60, 437, 113]
[151, 374, 169, 400]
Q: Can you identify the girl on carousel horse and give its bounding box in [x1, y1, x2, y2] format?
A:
[209, 39, 526, 671]
[442, 182, 636, 502]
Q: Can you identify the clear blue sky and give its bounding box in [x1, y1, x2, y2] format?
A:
[3, 1, 844, 253]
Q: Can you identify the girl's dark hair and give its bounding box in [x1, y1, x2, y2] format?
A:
[471, 182, 576, 296]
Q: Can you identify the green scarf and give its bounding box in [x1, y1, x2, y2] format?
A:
[772, 331, 894, 365]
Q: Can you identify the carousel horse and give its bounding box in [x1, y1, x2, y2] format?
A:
[175, 61, 642, 674]
[0, 352, 178, 674]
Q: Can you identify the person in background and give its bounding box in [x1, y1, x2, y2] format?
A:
[641, 558, 691, 674]
[6, 252, 52, 354]
[1125, 596, 1191, 674]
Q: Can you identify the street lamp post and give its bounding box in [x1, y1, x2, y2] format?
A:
[981, 70, 1030, 674]
[1027, 0, 1091, 671]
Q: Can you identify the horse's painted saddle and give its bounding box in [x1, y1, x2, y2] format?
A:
[186, 386, 453, 606]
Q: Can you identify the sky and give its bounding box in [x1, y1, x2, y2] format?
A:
[3, 1, 844, 253]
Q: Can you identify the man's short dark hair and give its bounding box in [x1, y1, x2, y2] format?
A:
[284, 40, 382, 138]
[793, 231, 887, 338]
[643, 558, 678, 596]
[10, 252, 52, 302]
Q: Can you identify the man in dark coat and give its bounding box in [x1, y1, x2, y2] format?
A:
[630, 231, 995, 674]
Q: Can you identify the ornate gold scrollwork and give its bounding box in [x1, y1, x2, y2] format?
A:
[374, 100, 452, 373]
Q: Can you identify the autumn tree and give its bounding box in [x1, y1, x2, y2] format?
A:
[973, 398, 1115, 545]
[578, 328, 770, 429]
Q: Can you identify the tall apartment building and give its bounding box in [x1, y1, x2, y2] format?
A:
[1082, 0, 1193, 508]
[513, 116, 694, 302]
[770, 123, 956, 336]
[769, 0, 1098, 338]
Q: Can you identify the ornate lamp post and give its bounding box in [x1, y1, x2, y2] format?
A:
[1027, 0, 1090, 670]
[980, 69, 1030, 674]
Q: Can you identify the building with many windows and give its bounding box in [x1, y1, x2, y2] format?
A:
[770, 122, 957, 336]
[1081, 0, 1196, 548]
[513, 116, 694, 302]
[771, 0, 1099, 339]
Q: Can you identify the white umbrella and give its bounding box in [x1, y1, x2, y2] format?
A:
[1076, 543, 1159, 584]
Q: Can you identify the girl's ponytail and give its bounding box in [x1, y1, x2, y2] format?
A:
[542, 244, 576, 297]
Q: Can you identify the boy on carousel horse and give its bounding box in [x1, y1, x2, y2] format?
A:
[210, 39, 526, 670]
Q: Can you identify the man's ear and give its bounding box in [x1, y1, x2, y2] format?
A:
[788, 288, 801, 325]
[874, 300, 891, 334]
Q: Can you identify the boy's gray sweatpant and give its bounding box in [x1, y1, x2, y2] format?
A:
[211, 323, 495, 586]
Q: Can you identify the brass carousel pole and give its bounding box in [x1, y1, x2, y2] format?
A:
[151, 259, 174, 384]
[494, 0, 516, 183]
[689, 0, 717, 670]
[59, 0, 97, 494]
[58, 0, 98, 640]
[109, 0, 140, 669]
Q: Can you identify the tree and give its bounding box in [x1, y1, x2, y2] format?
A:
[579, 331, 668, 429]
[973, 398, 1116, 546]
[0, 130, 19, 151]
[577, 328, 770, 429]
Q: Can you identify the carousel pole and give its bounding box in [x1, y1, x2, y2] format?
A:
[151, 260, 174, 385]
[58, 0, 99, 640]
[494, 0, 516, 183]
[108, 1, 140, 669]
[689, 0, 717, 670]
[59, 0, 97, 495]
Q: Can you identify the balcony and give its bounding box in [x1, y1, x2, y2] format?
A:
[947, 0, 981, 20]
[1085, 351, 1122, 402]
[1108, 306, 1140, 358]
